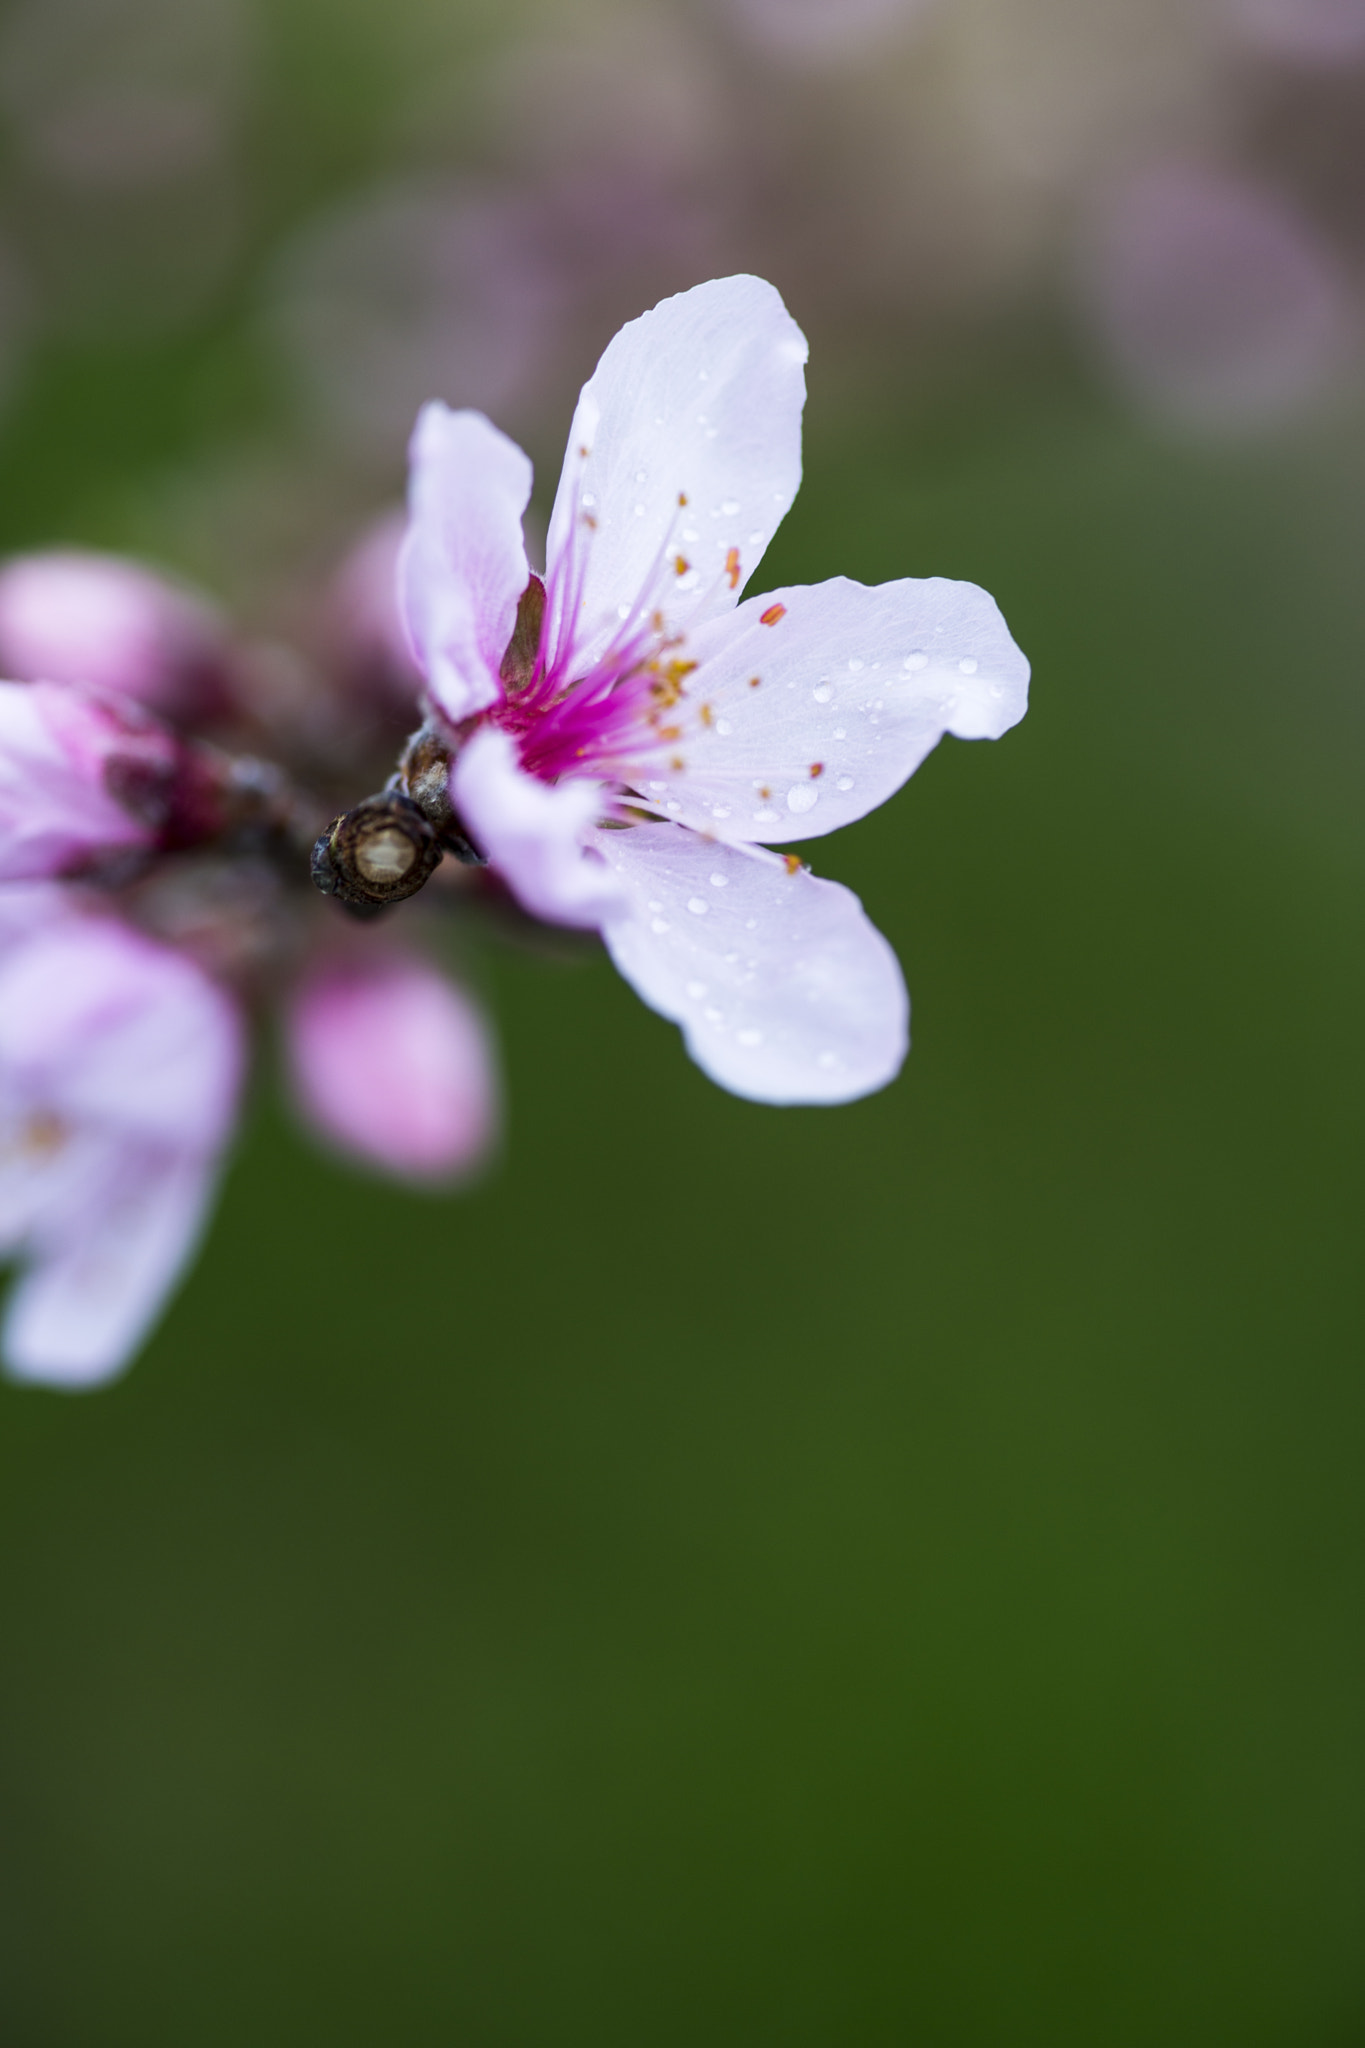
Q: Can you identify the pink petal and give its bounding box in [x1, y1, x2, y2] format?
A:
[0, 913, 244, 1389]
[0, 916, 244, 1150]
[285, 952, 499, 1183]
[0, 678, 171, 878]
[0, 549, 226, 719]
[2, 1148, 223, 1389]
[588, 821, 908, 1104]
[627, 573, 1029, 843]
[542, 276, 808, 682]
[450, 724, 626, 929]
[400, 403, 533, 722]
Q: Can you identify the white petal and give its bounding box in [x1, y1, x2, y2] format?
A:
[589, 822, 907, 1104]
[542, 276, 807, 679]
[400, 404, 532, 722]
[628, 574, 1030, 842]
[450, 725, 626, 930]
[3, 1147, 221, 1389]
[0, 918, 243, 1149]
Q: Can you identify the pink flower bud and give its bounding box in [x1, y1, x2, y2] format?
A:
[0, 677, 183, 879]
[285, 953, 499, 1183]
[0, 549, 227, 720]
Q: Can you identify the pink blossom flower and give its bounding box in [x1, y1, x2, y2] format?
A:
[0, 893, 244, 1388]
[284, 951, 499, 1183]
[0, 548, 227, 720]
[399, 275, 1028, 1104]
[0, 676, 184, 879]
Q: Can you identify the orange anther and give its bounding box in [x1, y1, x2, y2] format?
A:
[674, 555, 691, 576]
[760, 603, 786, 627]
[748, 675, 761, 689]
[725, 547, 741, 591]
[810, 762, 824, 778]
[783, 854, 802, 876]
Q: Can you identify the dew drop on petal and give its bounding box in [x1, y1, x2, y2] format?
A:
[752, 807, 781, 825]
[786, 784, 819, 815]
[709, 872, 728, 888]
[745, 919, 758, 930]
[836, 775, 854, 792]
[581, 492, 597, 508]
[617, 603, 632, 619]
[666, 801, 683, 814]
[651, 917, 670, 934]
[687, 897, 708, 915]
[737, 1029, 763, 1047]
[959, 657, 979, 675]
[813, 684, 833, 703]
[716, 718, 733, 735]
[711, 805, 731, 819]
[905, 653, 928, 671]
[634, 504, 646, 517]
[848, 658, 864, 673]
[687, 980, 707, 999]
[647, 900, 663, 912]
[818, 1051, 840, 1070]
[704, 1006, 724, 1023]
[721, 500, 740, 516]
[646, 781, 665, 792]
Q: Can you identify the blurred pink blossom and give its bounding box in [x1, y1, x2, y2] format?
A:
[285, 953, 499, 1183]
[0, 897, 244, 1387]
[1220, 0, 1365, 62]
[721, 0, 936, 67]
[0, 677, 181, 879]
[1080, 164, 1353, 429]
[328, 513, 424, 710]
[0, 549, 228, 720]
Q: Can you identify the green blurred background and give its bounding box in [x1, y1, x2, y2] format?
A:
[2, 1, 1365, 2040]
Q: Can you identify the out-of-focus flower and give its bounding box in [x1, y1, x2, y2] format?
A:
[0, 893, 244, 1388]
[398, 275, 1028, 1104]
[265, 182, 561, 462]
[1220, 0, 1365, 62]
[285, 952, 499, 1183]
[1079, 163, 1353, 429]
[721, 0, 936, 67]
[0, 678, 184, 879]
[327, 514, 424, 711]
[0, 550, 229, 720]
[0, 0, 248, 192]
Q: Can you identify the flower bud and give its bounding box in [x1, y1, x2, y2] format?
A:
[285, 953, 499, 1182]
[0, 677, 181, 880]
[0, 549, 228, 721]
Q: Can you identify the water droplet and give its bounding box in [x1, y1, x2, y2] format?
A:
[833, 727, 846, 740]
[813, 684, 833, 703]
[646, 780, 665, 792]
[687, 897, 708, 915]
[634, 504, 646, 517]
[904, 652, 928, 671]
[848, 658, 865, 673]
[647, 900, 663, 912]
[711, 805, 731, 819]
[682, 527, 699, 542]
[687, 980, 707, 999]
[665, 801, 683, 814]
[787, 784, 819, 815]
[651, 918, 670, 934]
[634, 469, 648, 483]
[709, 872, 728, 888]
[721, 499, 739, 516]
[958, 657, 979, 675]
[747, 531, 763, 546]
[836, 775, 854, 792]
[745, 919, 757, 930]
[737, 1028, 763, 1048]
[698, 369, 709, 382]
[617, 603, 632, 620]
[752, 807, 781, 826]
[704, 1007, 724, 1024]
[716, 718, 733, 736]
[581, 492, 597, 507]
[990, 684, 1004, 699]
[818, 1051, 840, 1070]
